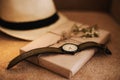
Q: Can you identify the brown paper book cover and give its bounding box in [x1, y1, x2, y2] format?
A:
[20, 21, 110, 78]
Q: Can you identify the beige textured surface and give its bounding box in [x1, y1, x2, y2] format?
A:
[0, 11, 120, 80]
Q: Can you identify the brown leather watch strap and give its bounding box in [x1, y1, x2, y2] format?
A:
[7, 47, 65, 69]
[77, 41, 112, 55]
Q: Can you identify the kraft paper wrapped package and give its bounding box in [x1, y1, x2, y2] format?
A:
[21, 21, 110, 78]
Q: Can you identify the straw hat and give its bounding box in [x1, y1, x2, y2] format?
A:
[0, 0, 69, 40]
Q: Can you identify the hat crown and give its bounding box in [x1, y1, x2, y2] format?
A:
[0, 0, 56, 22]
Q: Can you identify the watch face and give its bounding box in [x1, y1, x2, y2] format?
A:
[61, 43, 78, 54]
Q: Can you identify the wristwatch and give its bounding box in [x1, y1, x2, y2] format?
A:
[7, 41, 111, 69]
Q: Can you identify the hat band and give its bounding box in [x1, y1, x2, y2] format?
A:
[0, 13, 59, 30]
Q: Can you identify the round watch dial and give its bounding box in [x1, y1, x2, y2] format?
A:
[62, 43, 78, 53]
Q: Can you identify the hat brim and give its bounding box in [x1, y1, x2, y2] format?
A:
[0, 13, 70, 41]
